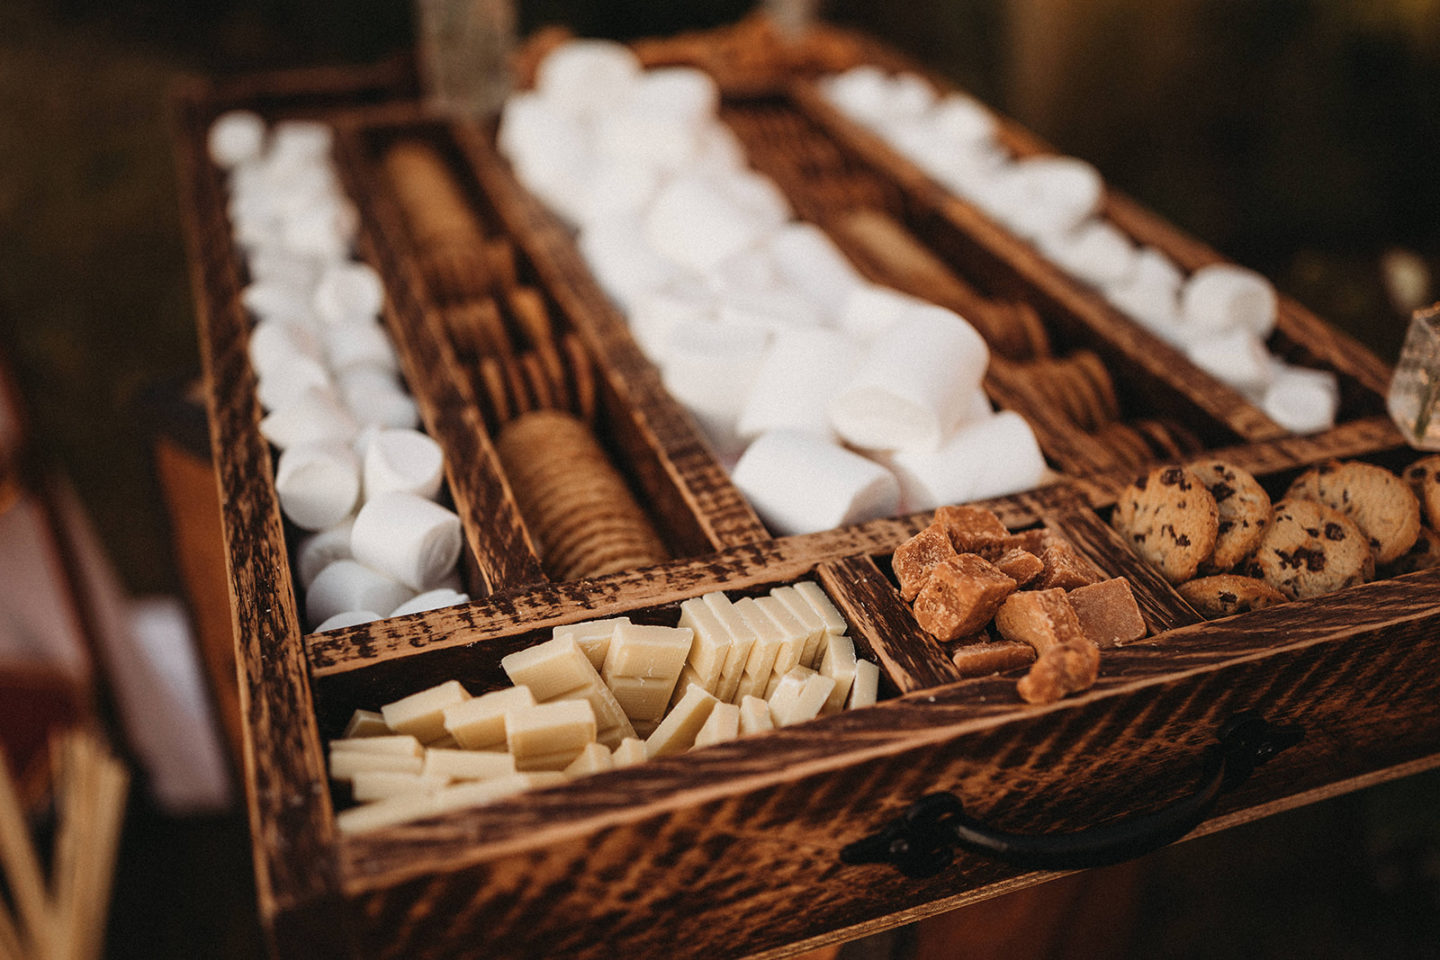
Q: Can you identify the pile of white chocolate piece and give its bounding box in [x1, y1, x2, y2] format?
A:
[208, 112, 469, 631]
[497, 40, 1048, 535]
[329, 582, 880, 832]
[819, 66, 1341, 435]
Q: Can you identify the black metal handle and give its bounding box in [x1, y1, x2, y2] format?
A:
[841, 711, 1302, 877]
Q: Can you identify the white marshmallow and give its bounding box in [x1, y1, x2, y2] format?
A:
[645, 175, 772, 274]
[269, 121, 333, 163]
[1104, 246, 1184, 331]
[887, 73, 937, 118]
[715, 288, 825, 337]
[351, 492, 463, 591]
[765, 223, 866, 318]
[995, 156, 1103, 239]
[1185, 330, 1275, 395]
[578, 217, 684, 312]
[1181, 264, 1278, 338]
[1262, 364, 1339, 434]
[715, 169, 792, 234]
[314, 262, 385, 325]
[323, 321, 399, 373]
[280, 200, 355, 261]
[625, 67, 719, 125]
[629, 283, 716, 360]
[837, 283, 934, 342]
[314, 610, 382, 632]
[1038, 218, 1138, 289]
[573, 155, 664, 228]
[259, 386, 359, 449]
[887, 411, 1047, 511]
[706, 247, 780, 296]
[691, 125, 747, 176]
[245, 249, 322, 290]
[256, 356, 332, 412]
[659, 320, 769, 458]
[389, 589, 469, 618]
[248, 319, 322, 375]
[930, 94, 997, 147]
[594, 109, 701, 173]
[737, 329, 861, 440]
[275, 441, 362, 531]
[305, 559, 413, 628]
[362, 428, 445, 500]
[505, 109, 595, 223]
[534, 40, 642, 118]
[821, 66, 892, 125]
[296, 519, 355, 589]
[731, 430, 900, 536]
[338, 367, 421, 430]
[242, 280, 315, 326]
[208, 110, 266, 169]
[829, 305, 990, 452]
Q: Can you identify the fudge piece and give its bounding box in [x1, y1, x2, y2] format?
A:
[992, 547, 1044, 587]
[892, 525, 959, 601]
[933, 504, 1010, 552]
[949, 639, 1037, 678]
[993, 588, 1087, 652]
[1067, 578, 1146, 647]
[1035, 540, 1101, 590]
[912, 554, 1017, 642]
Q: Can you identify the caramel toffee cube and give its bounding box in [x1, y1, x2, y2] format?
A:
[1035, 540, 1101, 591]
[949, 638, 1037, 678]
[933, 504, 1009, 552]
[892, 525, 960, 601]
[992, 547, 1044, 587]
[994, 588, 1088, 653]
[1017, 641, 1100, 704]
[1067, 578, 1146, 648]
[912, 555, 1018, 642]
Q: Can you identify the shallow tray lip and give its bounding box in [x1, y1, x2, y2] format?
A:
[331, 563, 1440, 893]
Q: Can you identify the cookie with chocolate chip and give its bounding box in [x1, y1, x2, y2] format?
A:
[1380, 525, 1440, 577]
[1402, 455, 1440, 530]
[1285, 459, 1420, 565]
[1189, 459, 1271, 572]
[1254, 498, 1374, 600]
[1177, 574, 1287, 619]
[1110, 465, 1219, 584]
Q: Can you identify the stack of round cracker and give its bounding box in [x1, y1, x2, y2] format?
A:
[496, 410, 669, 580]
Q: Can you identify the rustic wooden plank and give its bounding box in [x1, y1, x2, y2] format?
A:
[450, 119, 773, 552]
[1041, 510, 1203, 634]
[170, 89, 351, 959]
[332, 570, 1440, 960]
[818, 555, 961, 693]
[332, 125, 549, 596]
[305, 481, 1085, 679]
[788, 81, 1287, 446]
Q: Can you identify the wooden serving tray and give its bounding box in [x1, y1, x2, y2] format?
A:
[171, 29, 1440, 960]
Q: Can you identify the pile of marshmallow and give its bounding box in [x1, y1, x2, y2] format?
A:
[208, 112, 469, 631]
[497, 40, 1047, 537]
[819, 67, 1341, 435]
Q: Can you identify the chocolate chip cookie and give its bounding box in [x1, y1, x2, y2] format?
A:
[1177, 574, 1287, 619]
[1253, 498, 1374, 599]
[1402, 455, 1440, 530]
[1189, 459, 1271, 572]
[1285, 459, 1420, 565]
[1111, 465, 1219, 584]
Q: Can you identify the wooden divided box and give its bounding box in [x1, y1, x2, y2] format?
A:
[172, 26, 1440, 960]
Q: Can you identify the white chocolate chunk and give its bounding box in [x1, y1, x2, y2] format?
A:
[703, 591, 756, 702]
[850, 660, 880, 709]
[564, 743, 615, 778]
[329, 735, 422, 756]
[669, 665, 713, 708]
[738, 696, 774, 735]
[335, 793, 440, 834]
[380, 681, 470, 743]
[606, 674, 678, 722]
[770, 586, 826, 669]
[733, 597, 785, 683]
[505, 700, 597, 758]
[611, 738, 648, 768]
[732, 669, 770, 704]
[429, 735, 459, 749]
[329, 750, 423, 781]
[677, 598, 733, 688]
[422, 748, 516, 782]
[340, 709, 389, 739]
[556, 682, 636, 746]
[795, 581, 848, 637]
[645, 684, 719, 758]
[818, 635, 858, 713]
[503, 636, 599, 701]
[693, 703, 741, 749]
[552, 617, 631, 670]
[515, 746, 590, 772]
[442, 685, 536, 750]
[351, 771, 449, 802]
[768, 669, 835, 727]
[754, 595, 808, 677]
[602, 622, 694, 679]
[430, 773, 568, 814]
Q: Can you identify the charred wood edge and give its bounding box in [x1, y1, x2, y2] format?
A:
[169, 81, 352, 956]
[306, 483, 1084, 675]
[333, 567, 1440, 892]
[449, 117, 774, 552]
[330, 120, 550, 594]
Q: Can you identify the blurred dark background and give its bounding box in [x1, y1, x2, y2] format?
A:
[1, 0, 1437, 957]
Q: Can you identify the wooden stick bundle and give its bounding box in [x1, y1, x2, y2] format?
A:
[0, 732, 128, 960]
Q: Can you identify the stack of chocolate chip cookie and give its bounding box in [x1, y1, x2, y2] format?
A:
[1112, 456, 1438, 618]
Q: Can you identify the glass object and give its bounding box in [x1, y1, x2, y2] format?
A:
[1388, 302, 1440, 450]
[413, 0, 516, 117]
